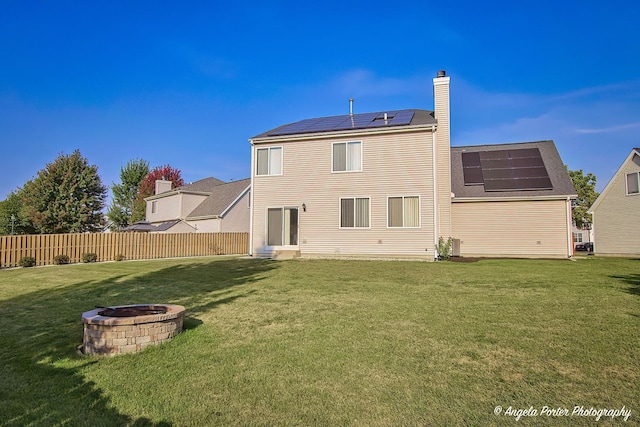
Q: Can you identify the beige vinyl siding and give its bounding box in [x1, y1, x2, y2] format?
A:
[180, 194, 209, 218]
[146, 193, 208, 223]
[188, 219, 220, 233]
[252, 129, 435, 258]
[592, 156, 640, 255]
[146, 195, 181, 222]
[451, 199, 570, 257]
[220, 191, 251, 232]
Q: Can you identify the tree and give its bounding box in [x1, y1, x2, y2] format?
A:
[567, 167, 599, 229]
[0, 191, 36, 235]
[106, 159, 150, 231]
[130, 165, 185, 223]
[21, 150, 107, 233]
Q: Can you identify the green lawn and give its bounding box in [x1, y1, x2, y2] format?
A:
[0, 256, 638, 426]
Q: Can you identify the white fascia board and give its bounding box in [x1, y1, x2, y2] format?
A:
[185, 214, 220, 221]
[250, 125, 436, 145]
[452, 195, 577, 203]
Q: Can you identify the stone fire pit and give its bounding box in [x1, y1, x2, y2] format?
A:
[81, 304, 185, 356]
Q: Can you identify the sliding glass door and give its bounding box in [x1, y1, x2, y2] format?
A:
[267, 207, 298, 246]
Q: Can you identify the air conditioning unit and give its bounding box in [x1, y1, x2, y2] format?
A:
[452, 238, 461, 257]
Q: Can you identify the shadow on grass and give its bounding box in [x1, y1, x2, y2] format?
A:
[610, 273, 640, 297]
[0, 257, 277, 426]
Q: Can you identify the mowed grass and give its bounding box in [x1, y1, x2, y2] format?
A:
[0, 256, 638, 426]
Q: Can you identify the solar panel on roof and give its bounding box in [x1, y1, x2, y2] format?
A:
[268, 110, 415, 136]
[517, 177, 553, 189]
[461, 152, 483, 185]
[508, 148, 541, 158]
[463, 167, 484, 185]
[480, 150, 510, 160]
[463, 147, 553, 191]
[510, 156, 545, 168]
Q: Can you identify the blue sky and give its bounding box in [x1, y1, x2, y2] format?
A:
[1, 1, 638, 203]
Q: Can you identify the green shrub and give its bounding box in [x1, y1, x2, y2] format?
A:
[82, 253, 98, 263]
[114, 254, 125, 262]
[53, 254, 70, 265]
[19, 257, 36, 268]
[435, 236, 453, 260]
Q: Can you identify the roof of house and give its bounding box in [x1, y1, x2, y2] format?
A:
[186, 178, 251, 219]
[451, 140, 577, 199]
[123, 219, 196, 232]
[251, 109, 437, 139]
[589, 147, 640, 213]
[154, 219, 184, 231]
[177, 177, 226, 192]
[123, 221, 158, 232]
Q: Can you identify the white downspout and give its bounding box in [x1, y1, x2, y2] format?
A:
[249, 141, 255, 256]
[432, 129, 439, 259]
[566, 197, 573, 258]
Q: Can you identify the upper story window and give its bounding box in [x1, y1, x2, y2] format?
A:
[388, 196, 420, 228]
[256, 147, 282, 176]
[333, 141, 362, 172]
[626, 172, 639, 195]
[151, 201, 157, 214]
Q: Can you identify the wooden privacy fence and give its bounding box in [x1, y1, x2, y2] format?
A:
[0, 232, 249, 268]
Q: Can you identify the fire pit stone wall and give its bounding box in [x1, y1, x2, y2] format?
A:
[81, 304, 185, 356]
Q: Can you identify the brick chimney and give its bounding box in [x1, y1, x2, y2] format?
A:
[155, 179, 172, 195]
[433, 70, 452, 239]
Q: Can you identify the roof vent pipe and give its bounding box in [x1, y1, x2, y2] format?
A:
[349, 98, 354, 116]
[437, 70, 447, 78]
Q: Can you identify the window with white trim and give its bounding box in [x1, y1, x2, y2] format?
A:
[573, 232, 583, 243]
[388, 196, 420, 228]
[340, 197, 370, 228]
[626, 172, 639, 195]
[333, 141, 362, 172]
[151, 201, 157, 214]
[256, 147, 282, 176]
[267, 207, 298, 246]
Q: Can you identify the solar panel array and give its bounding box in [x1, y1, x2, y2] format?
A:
[268, 110, 415, 136]
[461, 148, 553, 192]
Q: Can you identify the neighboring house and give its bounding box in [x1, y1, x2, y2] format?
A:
[248, 71, 577, 259]
[134, 177, 251, 233]
[588, 148, 640, 255]
[450, 141, 577, 258]
[571, 223, 593, 249]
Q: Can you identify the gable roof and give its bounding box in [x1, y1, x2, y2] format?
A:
[123, 219, 197, 232]
[451, 140, 577, 200]
[251, 109, 436, 140]
[186, 178, 251, 219]
[589, 147, 640, 213]
[178, 177, 226, 192]
[146, 176, 227, 201]
[123, 220, 157, 232]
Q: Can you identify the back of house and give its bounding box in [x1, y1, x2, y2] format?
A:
[249, 71, 577, 260]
